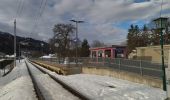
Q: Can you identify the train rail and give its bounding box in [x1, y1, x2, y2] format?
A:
[25, 60, 45, 100]
[25, 59, 91, 100]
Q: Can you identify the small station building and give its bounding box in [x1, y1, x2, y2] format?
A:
[89, 45, 127, 59]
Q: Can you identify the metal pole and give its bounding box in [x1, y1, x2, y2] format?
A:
[19, 43, 20, 63]
[119, 58, 121, 71]
[139, 60, 143, 76]
[160, 19, 167, 91]
[75, 22, 78, 65]
[14, 19, 16, 67]
[59, 46, 60, 64]
[70, 20, 84, 66]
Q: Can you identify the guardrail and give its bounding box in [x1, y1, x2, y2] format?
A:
[0, 60, 14, 77]
[31, 57, 164, 79]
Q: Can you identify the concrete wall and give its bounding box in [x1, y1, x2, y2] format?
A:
[82, 67, 162, 88]
[136, 45, 170, 63]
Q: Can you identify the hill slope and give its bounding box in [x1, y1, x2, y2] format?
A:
[0, 31, 50, 56]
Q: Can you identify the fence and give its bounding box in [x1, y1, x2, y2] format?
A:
[86, 57, 164, 79]
[31, 57, 164, 79]
[0, 60, 14, 77]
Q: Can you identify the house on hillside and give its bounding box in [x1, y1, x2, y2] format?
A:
[0, 52, 5, 58]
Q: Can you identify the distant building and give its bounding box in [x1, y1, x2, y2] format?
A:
[89, 45, 127, 60]
[0, 52, 5, 58]
[136, 45, 170, 63]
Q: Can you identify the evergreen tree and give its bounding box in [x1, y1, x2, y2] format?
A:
[140, 24, 149, 46]
[127, 18, 170, 55]
[81, 39, 90, 57]
[127, 24, 138, 54]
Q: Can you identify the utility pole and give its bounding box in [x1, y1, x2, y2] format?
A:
[19, 42, 20, 63]
[75, 22, 78, 64]
[70, 20, 84, 66]
[153, 17, 168, 99]
[14, 19, 16, 67]
[160, 23, 167, 91]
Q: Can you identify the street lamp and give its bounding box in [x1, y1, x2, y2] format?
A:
[18, 40, 28, 62]
[153, 17, 168, 91]
[55, 43, 60, 64]
[14, 19, 16, 67]
[19, 42, 21, 63]
[41, 43, 44, 60]
[70, 19, 84, 65]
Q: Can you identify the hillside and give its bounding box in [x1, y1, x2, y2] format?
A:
[0, 31, 50, 56]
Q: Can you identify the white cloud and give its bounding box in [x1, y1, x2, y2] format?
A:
[0, 0, 169, 44]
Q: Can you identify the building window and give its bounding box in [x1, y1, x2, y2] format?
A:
[115, 48, 124, 58]
[92, 51, 96, 58]
[98, 50, 103, 57]
[105, 50, 111, 57]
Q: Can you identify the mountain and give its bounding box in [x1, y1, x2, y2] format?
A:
[0, 31, 50, 57]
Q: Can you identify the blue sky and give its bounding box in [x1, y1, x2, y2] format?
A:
[0, 0, 169, 45]
[134, 0, 150, 3]
[114, 20, 146, 30]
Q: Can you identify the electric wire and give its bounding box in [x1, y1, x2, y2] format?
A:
[18, 0, 25, 19]
[15, 0, 22, 19]
[160, 0, 164, 18]
[30, 0, 47, 36]
[15, 0, 25, 20]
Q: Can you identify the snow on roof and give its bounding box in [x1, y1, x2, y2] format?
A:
[40, 54, 56, 58]
[5, 55, 15, 58]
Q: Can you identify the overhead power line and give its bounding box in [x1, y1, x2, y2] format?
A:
[15, 0, 25, 19]
[160, 0, 164, 17]
[30, 0, 47, 36]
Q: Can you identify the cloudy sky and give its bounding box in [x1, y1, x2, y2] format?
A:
[0, 0, 170, 45]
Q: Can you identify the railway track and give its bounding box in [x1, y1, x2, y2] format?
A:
[25, 59, 91, 100]
[25, 60, 45, 100]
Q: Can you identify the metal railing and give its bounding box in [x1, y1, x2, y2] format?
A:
[87, 57, 164, 79]
[0, 60, 14, 77]
[31, 57, 164, 79]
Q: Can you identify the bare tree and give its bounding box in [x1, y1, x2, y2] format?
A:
[91, 40, 106, 47]
[52, 23, 75, 57]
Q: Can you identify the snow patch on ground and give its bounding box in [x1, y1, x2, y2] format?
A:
[0, 60, 29, 86]
[0, 60, 37, 100]
[1, 60, 165, 100]
[33, 62, 166, 100]
[53, 74, 166, 100]
[0, 76, 37, 100]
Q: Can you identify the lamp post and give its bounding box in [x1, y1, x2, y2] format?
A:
[55, 43, 60, 64]
[18, 41, 26, 62]
[19, 42, 21, 63]
[14, 19, 16, 67]
[41, 43, 44, 60]
[70, 19, 84, 65]
[153, 17, 168, 91]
